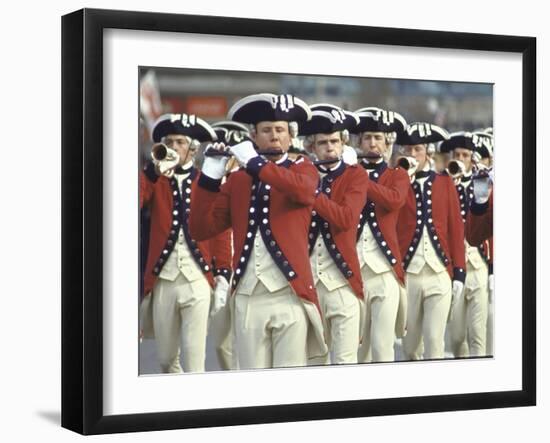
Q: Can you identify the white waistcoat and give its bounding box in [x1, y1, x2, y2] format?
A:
[407, 174, 445, 275]
[310, 238, 348, 291]
[357, 224, 392, 273]
[466, 240, 486, 269]
[236, 231, 289, 295]
[407, 227, 446, 274]
[159, 171, 205, 283]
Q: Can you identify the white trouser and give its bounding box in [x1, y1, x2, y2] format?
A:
[486, 300, 494, 356]
[402, 267, 452, 360]
[152, 274, 211, 373]
[310, 283, 361, 365]
[209, 301, 237, 370]
[358, 267, 400, 363]
[234, 282, 308, 369]
[448, 263, 489, 357]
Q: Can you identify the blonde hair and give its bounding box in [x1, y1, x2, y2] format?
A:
[303, 131, 346, 153]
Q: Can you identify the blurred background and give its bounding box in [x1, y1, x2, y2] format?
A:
[139, 67, 493, 164]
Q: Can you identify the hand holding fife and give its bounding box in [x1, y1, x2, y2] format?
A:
[229, 140, 259, 166]
[202, 143, 230, 179]
[342, 145, 358, 165]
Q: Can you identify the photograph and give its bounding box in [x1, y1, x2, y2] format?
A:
[138, 67, 495, 374]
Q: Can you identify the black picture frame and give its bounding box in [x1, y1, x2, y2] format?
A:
[61, 8, 536, 435]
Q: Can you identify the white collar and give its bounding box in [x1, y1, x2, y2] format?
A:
[274, 153, 289, 164]
[318, 160, 343, 173]
[182, 160, 194, 170]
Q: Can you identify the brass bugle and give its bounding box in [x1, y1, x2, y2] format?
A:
[397, 156, 412, 170]
[447, 160, 465, 178]
[151, 143, 169, 161]
[151, 142, 180, 177]
[313, 157, 341, 166]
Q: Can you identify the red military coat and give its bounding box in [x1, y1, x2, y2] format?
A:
[397, 170, 466, 282]
[357, 161, 409, 285]
[140, 163, 232, 296]
[310, 163, 369, 299]
[189, 155, 320, 308]
[466, 193, 494, 275]
[465, 193, 493, 246]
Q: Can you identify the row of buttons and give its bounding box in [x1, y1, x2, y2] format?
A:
[457, 182, 475, 223]
[232, 179, 297, 289]
[308, 170, 353, 279]
[153, 171, 210, 276]
[357, 163, 397, 268]
[403, 173, 451, 270]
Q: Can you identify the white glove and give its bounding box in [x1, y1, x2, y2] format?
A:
[152, 147, 180, 177]
[211, 275, 230, 316]
[202, 143, 230, 180]
[342, 145, 358, 165]
[473, 175, 492, 204]
[452, 280, 464, 305]
[448, 280, 464, 323]
[228, 140, 259, 166]
[488, 274, 494, 304]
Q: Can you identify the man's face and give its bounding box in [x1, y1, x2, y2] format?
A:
[433, 153, 450, 173]
[312, 132, 343, 162]
[359, 131, 388, 159]
[162, 134, 193, 165]
[453, 147, 473, 172]
[253, 121, 292, 153]
[403, 144, 428, 170]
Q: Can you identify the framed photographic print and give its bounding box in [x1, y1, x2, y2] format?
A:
[61, 8, 536, 435]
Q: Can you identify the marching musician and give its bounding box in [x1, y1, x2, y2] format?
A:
[352, 107, 410, 363]
[397, 123, 466, 360]
[467, 130, 494, 355]
[300, 104, 367, 364]
[201, 120, 253, 370]
[139, 113, 232, 373]
[189, 93, 328, 369]
[440, 132, 490, 357]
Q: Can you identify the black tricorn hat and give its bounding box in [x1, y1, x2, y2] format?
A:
[152, 113, 217, 143]
[439, 131, 476, 153]
[471, 131, 494, 158]
[397, 122, 450, 145]
[227, 93, 312, 124]
[211, 120, 251, 145]
[298, 104, 359, 136]
[352, 107, 407, 134]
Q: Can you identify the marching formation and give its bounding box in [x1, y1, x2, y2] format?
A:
[139, 93, 494, 373]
